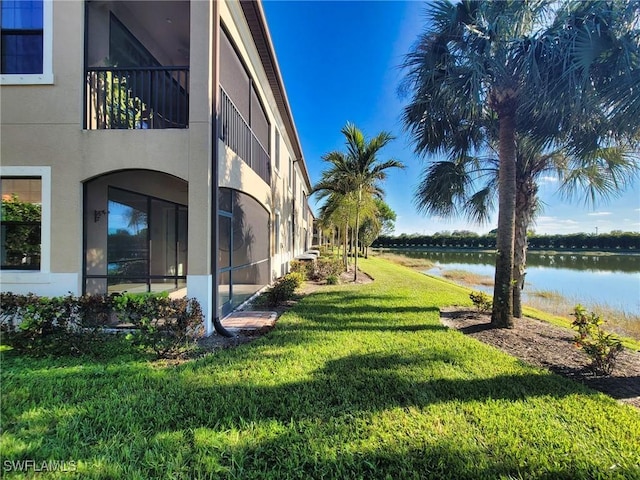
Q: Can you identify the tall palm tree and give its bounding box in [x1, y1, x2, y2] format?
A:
[416, 138, 637, 318]
[317, 189, 355, 269]
[402, 0, 639, 327]
[313, 123, 403, 281]
[314, 151, 357, 269]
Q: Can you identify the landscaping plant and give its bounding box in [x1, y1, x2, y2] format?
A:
[266, 272, 304, 306]
[571, 304, 624, 375]
[0, 292, 204, 358]
[289, 259, 314, 280]
[469, 290, 492, 313]
[326, 274, 339, 285]
[111, 293, 204, 358]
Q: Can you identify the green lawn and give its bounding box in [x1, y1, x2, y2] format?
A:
[1, 257, 639, 479]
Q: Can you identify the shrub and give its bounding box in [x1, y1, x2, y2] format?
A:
[571, 304, 623, 376]
[313, 257, 343, 281]
[290, 259, 314, 280]
[326, 274, 339, 285]
[266, 272, 303, 306]
[0, 292, 204, 359]
[112, 293, 204, 358]
[469, 291, 492, 313]
[0, 292, 84, 356]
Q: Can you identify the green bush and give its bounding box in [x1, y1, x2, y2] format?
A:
[266, 272, 304, 306]
[112, 293, 204, 358]
[326, 274, 339, 285]
[571, 304, 623, 376]
[0, 292, 91, 356]
[0, 292, 204, 359]
[469, 291, 492, 313]
[313, 257, 343, 281]
[289, 259, 314, 280]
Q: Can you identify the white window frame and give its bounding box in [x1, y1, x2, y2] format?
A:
[274, 129, 281, 174]
[0, 166, 51, 276]
[274, 211, 281, 253]
[1, 0, 54, 85]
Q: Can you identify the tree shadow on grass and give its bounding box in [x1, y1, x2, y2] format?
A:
[3, 349, 635, 479]
[192, 428, 640, 480]
[289, 291, 446, 334]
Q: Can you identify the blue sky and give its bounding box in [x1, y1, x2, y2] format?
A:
[262, 1, 640, 235]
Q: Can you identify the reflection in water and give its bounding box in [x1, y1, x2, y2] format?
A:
[396, 250, 640, 273]
[384, 250, 640, 314]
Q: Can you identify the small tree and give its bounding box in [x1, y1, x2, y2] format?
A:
[571, 305, 623, 376]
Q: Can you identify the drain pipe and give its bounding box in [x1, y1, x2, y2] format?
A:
[211, 5, 233, 338]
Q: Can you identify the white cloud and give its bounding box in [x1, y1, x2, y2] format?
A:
[532, 216, 583, 234]
[535, 216, 579, 225]
[538, 176, 558, 184]
[587, 212, 612, 216]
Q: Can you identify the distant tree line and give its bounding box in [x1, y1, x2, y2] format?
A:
[372, 232, 640, 251]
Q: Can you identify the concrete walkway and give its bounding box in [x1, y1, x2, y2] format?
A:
[221, 310, 277, 332]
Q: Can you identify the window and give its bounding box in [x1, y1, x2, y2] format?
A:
[303, 194, 308, 222]
[288, 158, 293, 190]
[274, 130, 280, 172]
[1, 0, 53, 84]
[1, 177, 41, 269]
[0, 167, 49, 274]
[275, 212, 281, 253]
[91, 187, 188, 294]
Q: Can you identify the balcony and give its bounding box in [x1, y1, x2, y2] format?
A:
[85, 66, 189, 130]
[84, 0, 190, 130]
[219, 87, 271, 184]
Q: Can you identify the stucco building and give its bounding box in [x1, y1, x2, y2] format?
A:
[0, 0, 314, 334]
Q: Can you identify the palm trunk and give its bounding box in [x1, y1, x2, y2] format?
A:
[332, 228, 336, 255]
[491, 97, 517, 328]
[343, 221, 349, 269]
[353, 188, 361, 282]
[513, 179, 537, 318]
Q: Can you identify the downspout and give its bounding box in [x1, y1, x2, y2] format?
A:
[292, 158, 300, 256]
[211, 1, 233, 337]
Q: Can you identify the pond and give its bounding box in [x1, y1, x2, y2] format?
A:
[382, 250, 640, 314]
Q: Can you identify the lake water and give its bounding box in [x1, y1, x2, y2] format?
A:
[383, 250, 640, 314]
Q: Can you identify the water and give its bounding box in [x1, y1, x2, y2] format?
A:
[385, 250, 640, 314]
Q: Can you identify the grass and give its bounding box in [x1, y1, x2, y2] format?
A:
[376, 251, 435, 269]
[440, 269, 494, 287]
[379, 249, 640, 345]
[1, 257, 640, 479]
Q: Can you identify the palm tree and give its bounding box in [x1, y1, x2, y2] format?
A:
[415, 137, 637, 318]
[313, 123, 403, 281]
[402, 0, 639, 327]
[314, 151, 357, 270]
[359, 198, 397, 259]
[317, 189, 355, 270]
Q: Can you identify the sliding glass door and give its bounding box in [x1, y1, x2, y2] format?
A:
[106, 187, 186, 293]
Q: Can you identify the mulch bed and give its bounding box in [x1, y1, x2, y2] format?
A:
[440, 307, 640, 409]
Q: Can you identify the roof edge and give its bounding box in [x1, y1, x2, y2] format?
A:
[239, 0, 312, 191]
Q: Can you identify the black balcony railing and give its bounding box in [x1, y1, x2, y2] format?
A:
[86, 66, 189, 130]
[219, 87, 271, 184]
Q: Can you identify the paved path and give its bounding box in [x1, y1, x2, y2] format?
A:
[221, 311, 277, 332]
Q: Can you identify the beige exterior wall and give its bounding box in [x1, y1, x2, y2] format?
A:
[219, 0, 312, 279]
[1, 0, 312, 327]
